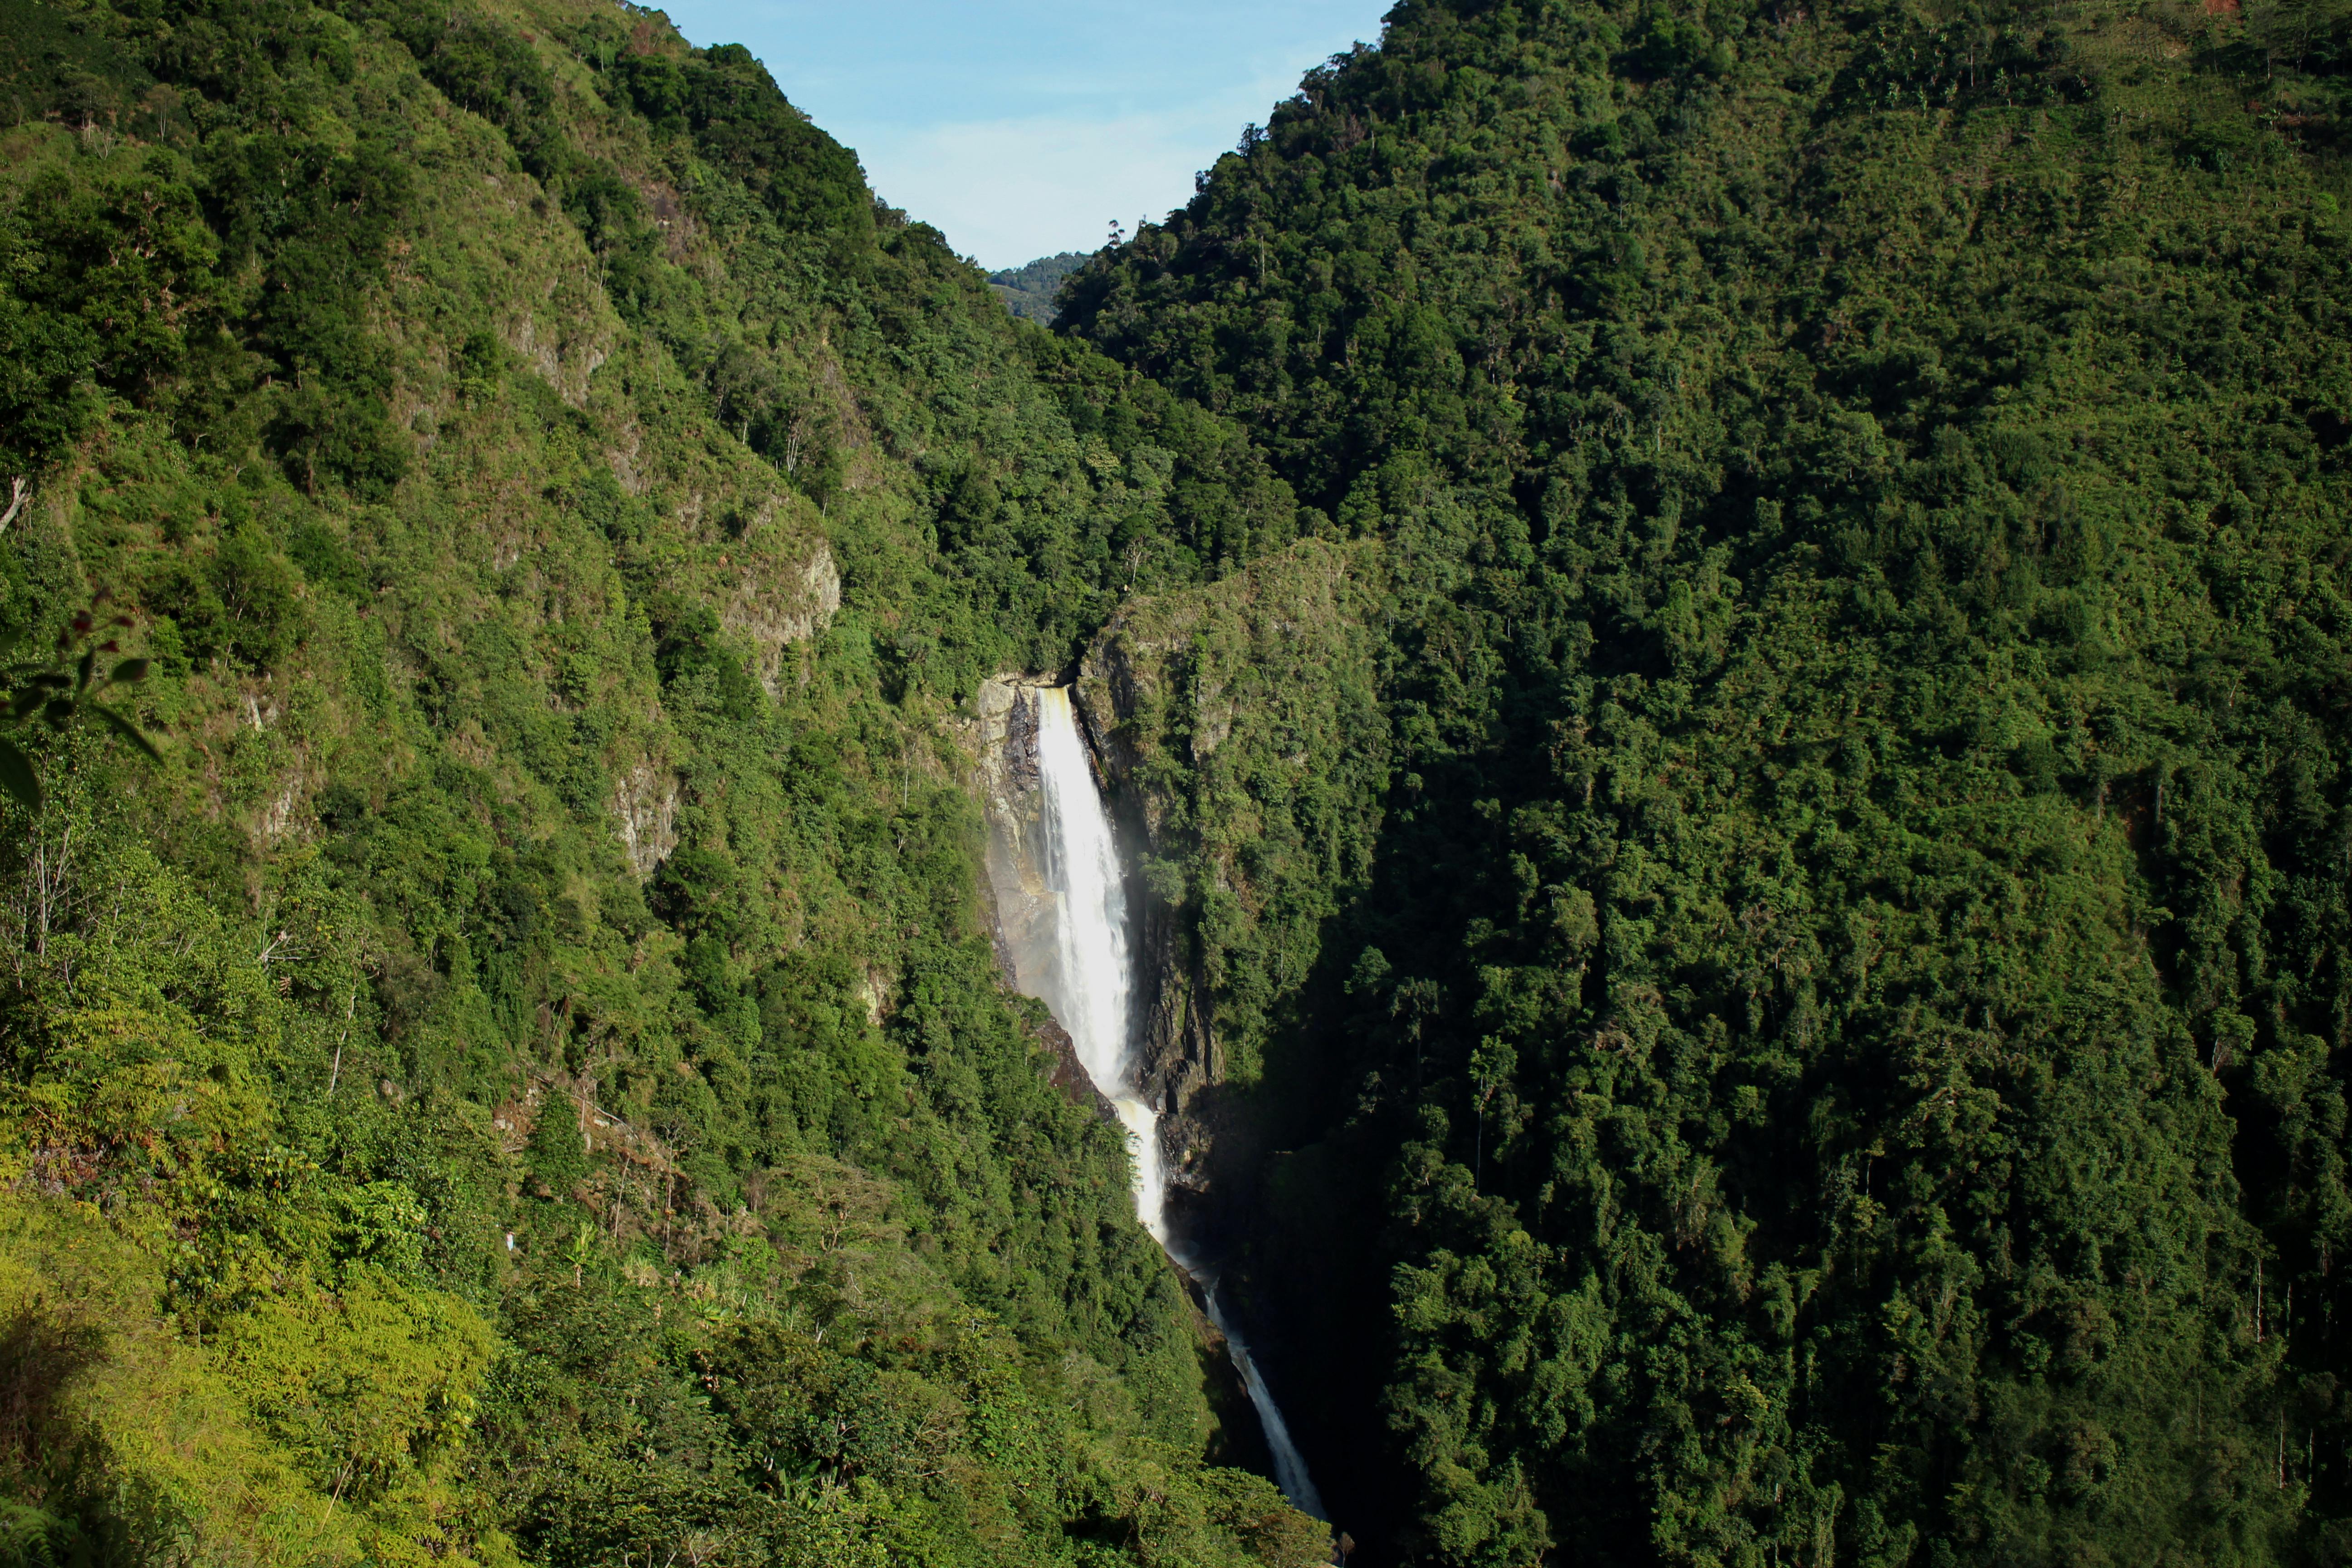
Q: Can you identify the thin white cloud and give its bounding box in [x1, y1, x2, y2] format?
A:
[858, 103, 1259, 269]
[659, 1, 1386, 270]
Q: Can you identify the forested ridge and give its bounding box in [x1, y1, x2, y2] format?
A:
[0, 0, 1325, 1562]
[1054, 0, 2352, 1563]
[990, 255, 1087, 325]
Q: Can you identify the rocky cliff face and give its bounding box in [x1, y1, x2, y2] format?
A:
[1068, 650, 1225, 1197]
[1127, 888, 1223, 1202]
[967, 676, 1054, 987]
[964, 535, 1382, 1225]
[960, 672, 1308, 1479]
[963, 673, 1219, 1156]
[959, 676, 1122, 1122]
[1069, 540, 1390, 1241]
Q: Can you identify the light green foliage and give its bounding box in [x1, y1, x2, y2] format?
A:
[0, 1196, 380, 1568]
[216, 1272, 495, 1545]
[1061, 0, 2352, 1560]
[0, 0, 1321, 1561]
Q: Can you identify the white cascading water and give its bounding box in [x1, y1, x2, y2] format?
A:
[1031, 687, 1330, 1523]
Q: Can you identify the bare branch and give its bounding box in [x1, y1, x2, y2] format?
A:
[0, 477, 26, 535]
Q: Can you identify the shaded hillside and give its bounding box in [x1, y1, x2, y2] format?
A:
[0, 0, 1327, 1563]
[1061, 0, 2352, 1562]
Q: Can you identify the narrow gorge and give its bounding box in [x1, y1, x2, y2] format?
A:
[976, 678, 1332, 1524]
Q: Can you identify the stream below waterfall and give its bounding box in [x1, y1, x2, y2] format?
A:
[1029, 686, 1330, 1524]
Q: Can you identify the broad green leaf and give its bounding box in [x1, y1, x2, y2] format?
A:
[93, 705, 162, 763]
[0, 738, 39, 813]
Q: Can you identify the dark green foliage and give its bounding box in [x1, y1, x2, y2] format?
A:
[1063, 0, 2352, 1561]
[203, 132, 411, 494]
[140, 520, 303, 671]
[671, 43, 873, 243]
[0, 147, 215, 475]
[521, 1095, 586, 1189]
[0, 605, 156, 812]
[14, 155, 216, 399]
[0, 279, 100, 478]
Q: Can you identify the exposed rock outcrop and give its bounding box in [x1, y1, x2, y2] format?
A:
[1068, 539, 1390, 1217]
[956, 676, 1120, 1125]
[971, 673, 1222, 1123]
[611, 760, 681, 878]
[1073, 627, 1222, 1142]
[965, 675, 1055, 990]
[719, 533, 841, 696]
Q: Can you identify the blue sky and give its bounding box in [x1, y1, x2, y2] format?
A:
[652, 0, 1392, 270]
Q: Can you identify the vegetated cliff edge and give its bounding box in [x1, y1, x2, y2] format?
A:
[1068, 541, 1390, 1229]
[0, 0, 1334, 1562]
[952, 671, 1285, 1480]
[955, 564, 1387, 1482]
[1056, 0, 2352, 1562]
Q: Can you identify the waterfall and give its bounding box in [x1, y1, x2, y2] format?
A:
[1030, 687, 1330, 1524]
[1031, 686, 1166, 1238]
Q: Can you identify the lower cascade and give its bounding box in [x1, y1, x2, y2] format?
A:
[1029, 686, 1330, 1523]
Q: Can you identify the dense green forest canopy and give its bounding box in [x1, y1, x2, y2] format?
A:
[1052, 0, 2352, 1562]
[10, 0, 2352, 1561]
[0, 0, 1324, 1563]
[990, 252, 1088, 324]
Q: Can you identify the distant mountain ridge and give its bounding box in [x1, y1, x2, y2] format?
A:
[988, 250, 1087, 322]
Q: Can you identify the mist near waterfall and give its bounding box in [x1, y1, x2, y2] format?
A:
[1031, 686, 1167, 1238]
[1029, 687, 1329, 1523]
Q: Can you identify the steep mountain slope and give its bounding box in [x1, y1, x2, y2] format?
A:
[0, 0, 1326, 1563]
[1060, 0, 2352, 1562]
